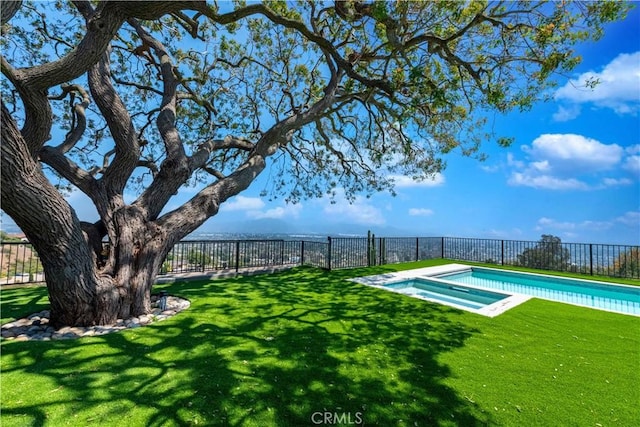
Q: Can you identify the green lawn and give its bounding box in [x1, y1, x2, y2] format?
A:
[1, 261, 639, 426]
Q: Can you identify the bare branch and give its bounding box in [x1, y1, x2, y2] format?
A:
[170, 11, 203, 38]
[202, 166, 226, 180]
[112, 76, 163, 96]
[137, 159, 159, 177]
[48, 84, 91, 153]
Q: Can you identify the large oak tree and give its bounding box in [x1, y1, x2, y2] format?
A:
[0, 0, 628, 327]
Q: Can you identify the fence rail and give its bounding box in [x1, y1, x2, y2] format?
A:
[1, 236, 638, 285]
[160, 240, 303, 274]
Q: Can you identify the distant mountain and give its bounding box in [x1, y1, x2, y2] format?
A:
[194, 218, 429, 238]
[198, 218, 302, 235]
[317, 222, 420, 237]
[0, 212, 21, 234]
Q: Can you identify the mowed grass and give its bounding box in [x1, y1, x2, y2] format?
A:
[1, 261, 638, 426]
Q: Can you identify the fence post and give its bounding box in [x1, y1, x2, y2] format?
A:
[201, 241, 206, 272]
[415, 237, 419, 261]
[235, 241, 240, 272]
[441, 237, 445, 259]
[501, 240, 504, 265]
[280, 240, 285, 265]
[589, 244, 593, 276]
[372, 234, 376, 266]
[327, 237, 332, 270]
[300, 241, 305, 266]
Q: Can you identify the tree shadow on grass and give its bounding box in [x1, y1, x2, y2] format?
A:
[0, 285, 49, 323]
[1, 266, 495, 426]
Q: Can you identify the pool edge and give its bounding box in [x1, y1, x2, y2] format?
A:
[349, 264, 531, 317]
[349, 263, 639, 318]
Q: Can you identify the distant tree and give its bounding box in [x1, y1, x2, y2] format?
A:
[187, 249, 204, 266]
[517, 235, 571, 271]
[613, 248, 640, 279]
[1, 1, 629, 327]
[0, 231, 22, 243]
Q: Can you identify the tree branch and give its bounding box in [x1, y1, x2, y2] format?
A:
[48, 84, 91, 153]
[39, 146, 97, 195]
[195, 3, 394, 95]
[128, 19, 185, 162]
[1, 0, 22, 25]
[88, 48, 140, 194]
[4, 2, 206, 152]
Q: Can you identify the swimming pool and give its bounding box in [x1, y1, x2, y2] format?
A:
[436, 267, 640, 316]
[382, 279, 511, 310]
[351, 264, 640, 317]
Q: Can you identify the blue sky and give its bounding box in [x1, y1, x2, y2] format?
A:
[197, 7, 640, 244]
[2, 5, 639, 244]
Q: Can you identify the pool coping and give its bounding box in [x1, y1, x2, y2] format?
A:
[349, 263, 531, 317]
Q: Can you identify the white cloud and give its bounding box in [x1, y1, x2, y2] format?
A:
[626, 144, 640, 155]
[389, 173, 445, 188]
[533, 212, 640, 241]
[535, 217, 577, 231]
[615, 211, 640, 227]
[247, 204, 302, 220]
[221, 195, 265, 212]
[578, 220, 614, 232]
[507, 153, 525, 169]
[554, 51, 640, 118]
[622, 155, 640, 175]
[531, 160, 551, 172]
[479, 164, 499, 173]
[601, 177, 633, 187]
[220, 195, 303, 219]
[508, 172, 589, 190]
[535, 217, 613, 233]
[324, 202, 385, 225]
[220, 195, 302, 220]
[524, 134, 623, 172]
[408, 208, 434, 216]
[321, 189, 385, 225]
[623, 145, 640, 175]
[507, 133, 639, 190]
[552, 104, 581, 122]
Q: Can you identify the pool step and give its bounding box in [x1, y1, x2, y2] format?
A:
[396, 286, 485, 310]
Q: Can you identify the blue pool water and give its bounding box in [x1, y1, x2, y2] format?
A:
[436, 268, 640, 316]
[383, 279, 509, 310]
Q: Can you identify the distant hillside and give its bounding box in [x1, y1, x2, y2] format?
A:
[194, 218, 426, 238]
[203, 218, 302, 235]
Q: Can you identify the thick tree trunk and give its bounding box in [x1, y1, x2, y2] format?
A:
[1, 104, 181, 328]
[1, 104, 117, 327]
[2, 103, 167, 327]
[107, 207, 169, 320]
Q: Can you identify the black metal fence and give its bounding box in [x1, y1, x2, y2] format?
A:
[160, 240, 303, 274]
[1, 236, 638, 285]
[441, 237, 640, 278]
[0, 241, 45, 285]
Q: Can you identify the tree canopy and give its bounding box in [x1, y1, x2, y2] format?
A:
[517, 234, 571, 271]
[0, 0, 630, 326]
[3, 1, 630, 204]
